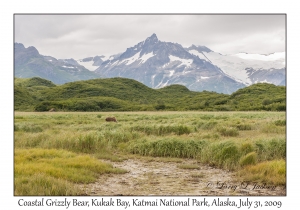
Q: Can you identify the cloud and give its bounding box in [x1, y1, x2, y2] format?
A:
[14, 14, 285, 59]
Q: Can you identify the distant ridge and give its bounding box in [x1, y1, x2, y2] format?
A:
[14, 77, 286, 112]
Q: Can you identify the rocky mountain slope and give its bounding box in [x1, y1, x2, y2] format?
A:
[14, 43, 99, 84]
[14, 34, 285, 94]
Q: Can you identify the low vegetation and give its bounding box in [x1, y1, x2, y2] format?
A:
[237, 159, 286, 185]
[14, 77, 286, 112]
[14, 111, 286, 195]
[14, 148, 127, 195]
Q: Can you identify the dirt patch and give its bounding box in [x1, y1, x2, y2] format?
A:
[80, 158, 286, 196]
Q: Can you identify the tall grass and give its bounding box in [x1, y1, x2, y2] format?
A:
[130, 124, 191, 135]
[238, 159, 286, 185]
[216, 126, 239, 137]
[128, 138, 207, 158]
[14, 111, 286, 188]
[14, 148, 127, 195]
[239, 152, 258, 167]
[14, 174, 81, 196]
[127, 138, 286, 171]
[255, 138, 286, 161]
[199, 141, 241, 170]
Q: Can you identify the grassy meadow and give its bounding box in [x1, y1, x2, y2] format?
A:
[14, 111, 286, 195]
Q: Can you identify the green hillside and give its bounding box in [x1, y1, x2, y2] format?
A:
[229, 83, 286, 111]
[14, 77, 286, 111]
[15, 77, 56, 88]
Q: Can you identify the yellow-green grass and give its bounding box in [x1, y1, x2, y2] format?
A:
[14, 148, 127, 195]
[177, 164, 200, 170]
[15, 173, 81, 196]
[237, 159, 286, 185]
[14, 111, 286, 187]
[239, 152, 258, 167]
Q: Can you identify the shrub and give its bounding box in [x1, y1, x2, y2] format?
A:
[262, 99, 272, 106]
[155, 104, 166, 110]
[34, 101, 53, 111]
[236, 124, 252, 130]
[14, 124, 20, 131]
[274, 120, 286, 126]
[276, 104, 286, 111]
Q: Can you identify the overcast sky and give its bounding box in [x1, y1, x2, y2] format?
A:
[14, 14, 285, 60]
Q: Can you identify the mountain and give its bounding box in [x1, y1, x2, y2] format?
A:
[77, 56, 107, 71]
[94, 33, 245, 94]
[14, 43, 100, 84]
[14, 34, 286, 94]
[186, 46, 286, 86]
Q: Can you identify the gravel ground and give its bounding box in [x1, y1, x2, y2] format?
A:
[80, 158, 286, 196]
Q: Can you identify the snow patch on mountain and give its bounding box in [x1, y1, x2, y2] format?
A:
[234, 52, 286, 66]
[169, 55, 193, 67]
[163, 80, 170, 87]
[234, 52, 285, 61]
[62, 65, 76, 69]
[202, 51, 285, 85]
[203, 52, 252, 85]
[122, 51, 141, 65]
[140, 52, 155, 63]
[110, 60, 119, 66]
[78, 60, 99, 71]
[151, 74, 156, 86]
[105, 51, 155, 67]
[169, 70, 175, 77]
[183, 70, 192, 75]
[188, 50, 210, 62]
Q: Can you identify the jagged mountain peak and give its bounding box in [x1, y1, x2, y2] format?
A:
[146, 33, 158, 42]
[14, 42, 25, 49]
[186, 45, 212, 53]
[15, 43, 40, 55]
[117, 34, 160, 61]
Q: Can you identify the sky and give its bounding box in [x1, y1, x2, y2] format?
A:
[14, 14, 286, 60]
